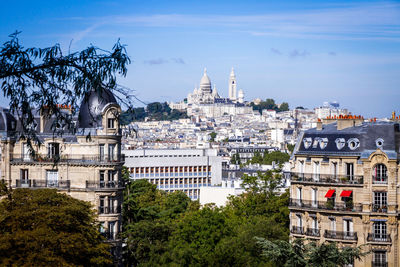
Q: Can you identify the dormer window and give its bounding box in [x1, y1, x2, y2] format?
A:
[335, 138, 345, 150]
[376, 138, 384, 149]
[347, 138, 360, 150]
[303, 137, 312, 149]
[107, 118, 115, 129]
[312, 138, 320, 148]
[319, 138, 328, 149]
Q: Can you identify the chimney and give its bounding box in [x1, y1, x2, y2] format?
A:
[322, 115, 364, 130]
[316, 118, 323, 130]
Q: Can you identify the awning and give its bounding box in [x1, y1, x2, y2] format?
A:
[340, 190, 352, 197]
[325, 189, 335, 198]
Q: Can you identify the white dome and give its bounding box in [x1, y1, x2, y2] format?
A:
[200, 68, 211, 86]
[199, 68, 211, 93]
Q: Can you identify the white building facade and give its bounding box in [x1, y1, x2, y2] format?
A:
[123, 148, 222, 200]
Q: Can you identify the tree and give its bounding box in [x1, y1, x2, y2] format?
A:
[262, 151, 290, 165]
[0, 32, 131, 146]
[230, 152, 241, 165]
[287, 144, 295, 153]
[209, 131, 217, 142]
[256, 238, 368, 267]
[0, 188, 111, 266]
[279, 102, 289, 112]
[122, 179, 192, 266]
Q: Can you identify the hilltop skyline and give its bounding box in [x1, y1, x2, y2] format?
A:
[1, 0, 400, 117]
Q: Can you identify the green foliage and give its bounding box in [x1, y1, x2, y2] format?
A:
[230, 152, 241, 165]
[279, 102, 289, 112]
[123, 171, 290, 266]
[248, 151, 290, 166]
[287, 144, 295, 153]
[0, 32, 131, 145]
[122, 179, 192, 266]
[251, 98, 289, 114]
[0, 188, 111, 266]
[209, 132, 217, 142]
[120, 102, 188, 124]
[256, 238, 369, 267]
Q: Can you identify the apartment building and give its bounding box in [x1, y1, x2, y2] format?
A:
[0, 89, 124, 260]
[123, 148, 222, 200]
[290, 117, 399, 267]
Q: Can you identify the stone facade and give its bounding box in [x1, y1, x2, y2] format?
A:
[0, 89, 124, 261]
[289, 119, 400, 267]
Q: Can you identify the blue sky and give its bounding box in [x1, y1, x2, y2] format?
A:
[1, 0, 400, 117]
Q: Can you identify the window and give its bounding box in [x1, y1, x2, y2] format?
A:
[108, 197, 115, 213]
[47, 143, 60, 158]
[20, 169, 28, 181]
[100, 171, 105, 188]
[373, 192, 387, 212]
[22, 143, 30, 161]
[297, 187, 302, 206]
[312, 217, 318, 230]
[99, 196, 105, 214]
[373, 222, 387, 241]
[373, 251, 386, 266]
[347, 138, 360, 150]
[108, 144, 115, 161]
[313, 161, 320, 180]
[331, 162, 338, 179]
[311, 188, 318, 207]
[343, 219, 353, 238]
[373, 164, 387, 184]
[108, 171, 115, 185]
[107, 118, 115, 129]
[330, 217, 336, 231]
[346, 163, 354, 180]
[335, 138, 345, 150]
[109, 221, 116, 240]
[99, 144, 105, 161]
[46, 170, 58, 187]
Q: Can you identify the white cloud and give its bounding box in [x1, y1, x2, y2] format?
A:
[65, 2, 400, 41]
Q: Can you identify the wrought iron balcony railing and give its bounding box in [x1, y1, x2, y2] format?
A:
[306, 228, 320, 237]
[372, 261, 388, 267]
[290, 172, 363, 185]
[86, 180, 123, 190]
[98, 206, 121, 214]
[367, 233, 391, 243]
[291, 226, 304, 235]
[289, 198, 363, 212]
[371, 204, 395, 213]
[324, 230, 357, 241]
[15, 179, 70, 189]
[11, 154, 125, 164]
[372, 175, 388, 184]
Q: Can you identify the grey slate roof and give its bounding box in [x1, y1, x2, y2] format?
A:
[294, 121, 400, 160]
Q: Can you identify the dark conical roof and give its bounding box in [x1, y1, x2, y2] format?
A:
[0, 108, 17, 132]
[78, 88, 117, 128]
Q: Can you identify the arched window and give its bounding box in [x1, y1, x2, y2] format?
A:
[373, 164, 387, 184]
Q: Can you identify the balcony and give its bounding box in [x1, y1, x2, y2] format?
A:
[372, 175, 387, 184]
[367, 233, 391, 243]
[100, 231, 117, 241]
[11, 154, 125, 165]
[289, 198, 363, 212]
[306, 228, 320, 237]
[86, 180, 123, 190]
[291, 226, 304, 235]
[372, 262, 388, 267]
[15, 179, 70, 189]
[98, 206, 121, 215]
[291, 172, 363, 185]
[324, 230, 357, 241]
